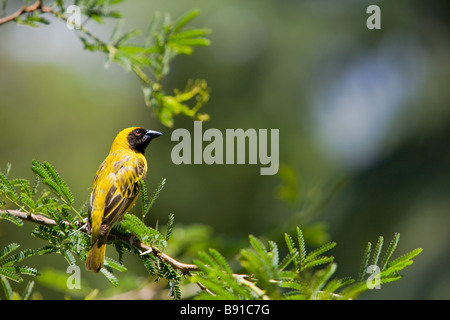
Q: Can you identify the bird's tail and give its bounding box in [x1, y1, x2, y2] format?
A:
[85, 240, 106, 273]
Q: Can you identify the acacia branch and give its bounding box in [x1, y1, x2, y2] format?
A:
[0, 0, 51, 25]
[2, 209, 61, 226]
[115, 234, 199, 274]
[1, 209, 271, 298]
[0, 209, 199, 274]
[0, 1, 106, 47]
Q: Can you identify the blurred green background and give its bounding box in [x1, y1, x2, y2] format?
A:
[1, 0, 449, 299]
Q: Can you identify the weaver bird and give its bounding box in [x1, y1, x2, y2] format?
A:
[85, 127, 162, 273]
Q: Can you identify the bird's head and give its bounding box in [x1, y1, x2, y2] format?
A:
[112, 127, 162, 154]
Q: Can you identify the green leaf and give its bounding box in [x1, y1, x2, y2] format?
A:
[323, 276, 354, 294]
[284, 233, 299, 271]
[43, 161, 74, 205]
[137, 182, 148, 220]
[279, 251, 297, 273]
[165, 212, 175, 241]
[208, 248, 232, 275]
[248, 235, 267, 258]
[2, 163, 11, 177]
[110, 18, 125, 44]
[104, 257, 127, 272]
[311, 263, 337, 293]
[21, 280, 35, 300]
[190, 274, 238, 300]
[268, 240, 279, 270]
[358, 241, 372, 282]
[381, 233, 400, 270]
[0, 172, 19, 203]
[26, 15, 50, 25]
[297, 227, 306, 266]
[144, 11, 163, 48]
[171, 28, 211, 40]
[31, 160, 62, 197]
[100, 267, 119, 287]
[371, 236, 384, 267]
[303, 242, 336, 267]
[140, 254, 157, 275]
[120, 214, 166, 250]
[280, 280, 308, 293]
[20, 192, 36, 211]
[0, 276, 13, 299]
[13, 265, 38, 277]
[10, 179, 31, 197]
[0, 244, 37, 284]
[0, 243, 20, 261]
[145, 177, 166, 218]
[114, 29, 141, 46]
[62, 250, 76, 265]
[0, 268, 23, 284]
[1, 249, 36, 267]
[0, 212, 24, 226]
[386, 248, 422, 270]
[301, 256, 334, 271]
[173, 9, 200, 33]
[170, 37, 210, 48]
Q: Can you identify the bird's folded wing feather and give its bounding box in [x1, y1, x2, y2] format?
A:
[103, 157, 146, 227]
[88, 154, 146, 243]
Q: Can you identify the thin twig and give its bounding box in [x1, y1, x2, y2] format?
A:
[115, 234, 199, 273]
[0, 1, 107, 51]
[0, 0, 155, 110]
[0, 0, 51, 25]
[1, 209, 60, 226]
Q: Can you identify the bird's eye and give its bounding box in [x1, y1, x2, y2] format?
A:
[134, 129, 142, 136]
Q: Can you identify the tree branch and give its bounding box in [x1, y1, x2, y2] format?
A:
[0, 209, 199, 274]
[0, 0, 51, 25]
[114, 234, 199, 274]
[1, 209, 61, 226]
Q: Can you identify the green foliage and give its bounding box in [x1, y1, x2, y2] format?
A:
[113, 200, 182, 298]
[192, 227, 422, 300]
[1, 0, 211, 127]
[104, 8, 212, 127]
[0, 243, 37, 283]
[340, 233, 423, 299]
[120, 214, 167, 251]
[0, 161, 423, 300]
[14, 10, 50, 28]
[139, 177, 166, 221]
[136, 10, 211, 127]
[0, 211, 23, 227]
[0, 160, 82, 223]
[0, 161, 176, 298]
[1, 276, 35, 300]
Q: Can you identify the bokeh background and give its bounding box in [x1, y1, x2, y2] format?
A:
[0, 0, 449, 299]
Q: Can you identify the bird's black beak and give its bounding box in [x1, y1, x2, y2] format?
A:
[145, 129, 163, 139]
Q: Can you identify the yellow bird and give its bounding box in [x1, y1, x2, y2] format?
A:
[85, 127, 162, 273]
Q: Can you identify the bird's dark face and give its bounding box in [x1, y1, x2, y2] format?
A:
[127, 127, 162, 154]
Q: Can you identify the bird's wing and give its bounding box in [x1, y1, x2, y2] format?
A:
[88, 153, 147, 243]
